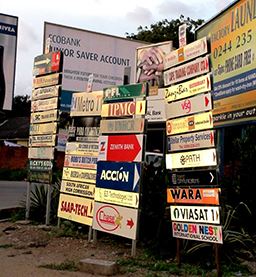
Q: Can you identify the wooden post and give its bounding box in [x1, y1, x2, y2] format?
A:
[92, 229, 97, 244]
[176, 238, 181, 266]
[88, 226, 92, 242]
[45, 184, 51, 225]
[25, 181, 31, 220]
[131, 239, 136, 257]
[215, 244, 222, 277]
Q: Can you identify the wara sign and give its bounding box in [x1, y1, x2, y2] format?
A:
[103, 83, 146, 101]
[100, 118, 145, 134]
[93, 202, 138, 240]
[164, 37, 208, 69]
[167, 188, 220, 205]
[165, 92, 212, 119]
[172, 222, 223, 244]
[167, 130, 215, 152]
[96, 161, 141, 192]
[70, 90, 103, 116]
[166, 111, 213, 135]
[164, 56, 210, 86]
[166, 148, 217, 169]
[170, 205, 220, 224]
[98, 134, 143, 162]
[101, 100, 146, 117]
[165, 73, 211, 102]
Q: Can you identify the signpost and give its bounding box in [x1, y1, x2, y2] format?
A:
[31, 97, 58, 112]
[30, 110, 58, 124]
[33, 73, 61, 89]
[98, 134, 143, 162]
[62, 167, 96, 184]
[32, 85, 60, 101]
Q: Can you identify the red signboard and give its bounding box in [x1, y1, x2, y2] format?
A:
[98, 134, 144, 162]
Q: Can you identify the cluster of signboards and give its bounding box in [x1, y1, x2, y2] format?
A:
[163, 38, 223, 244]
[28, 51, 63, 182]
[57, 90, 103, 225]
[92, 83, 147, 240]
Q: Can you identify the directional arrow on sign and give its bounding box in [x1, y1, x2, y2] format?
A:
[205, 95, 210, 107]
[34, 58, 51, 66]
[127, 218, 134, 229]
[133, 164, 140, 191]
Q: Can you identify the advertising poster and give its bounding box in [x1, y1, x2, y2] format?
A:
[0, 13, 18, 110]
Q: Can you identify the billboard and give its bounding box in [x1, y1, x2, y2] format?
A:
[44, 22, 147, 109]
[0, 13, 18, 110]
[196, 0, 256, 125]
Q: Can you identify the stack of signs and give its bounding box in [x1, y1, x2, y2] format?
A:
[92, 83, 147, 240]
[146, 86, 166, 123]
[164, 38, 223, 244]
[28, 51, 63, 183]
[57, 91, 103, 226]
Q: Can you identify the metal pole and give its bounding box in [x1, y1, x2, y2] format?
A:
[25, 181, 31, 220]
[57, 217, 61, 228]
[131, 239, 136, 257]
[45, 184, 51, 225]
[88, 226, 92, 242]
[92, 229, 97, 244]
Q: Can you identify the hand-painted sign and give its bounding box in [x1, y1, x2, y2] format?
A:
[165, 74, 211, 102]
[60, 180, 95, 198]
[68, 126, 100, 138]
[165, 92, 212, 119]
[31, 97, 58, 112]
[29, 171, 51, 183]
[98, 135, 143, 162]
[167, 130, 215, 152]
[33, 73, 61, 89]
[166, 111, 213, 135]
[29, 122, 57, 135]
[70, 91, 103, 117]
[93, 202, 138, 240]
[58, 193, 94, 226]
[96, 161, 141, 192]
[32, 85, 60, 101]
[62, 167, 96, 184]
[164, 56, 210, 86]
[167, 188, 220, 205]
[170, 205, 220, 224]
[103, 83, 146, 101]
[169, 170, 217, 186]
[29, 134, 56, 147]
[164, 37, 208, 69]
[95, 187, 139, 208]
[101, 100, 146, 117]
[100, 118, 145, 134]
[146, 99, 166, 122]
[172, 222, 223, 244]
[33, 51, 63, 76]
[65, 142, 99, 157]
[29, 160, 53, 171]
[30, 109, 58, 124]
[28, 147, 54, 159]
[64, 155, 97, 170]
[166, 148, 217, 169]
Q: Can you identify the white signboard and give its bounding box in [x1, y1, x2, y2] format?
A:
[166, 148, 217, 169]
[165, 92, 212, 119]
[170, 205, 220, 224]
[28, 147, 54, 159]
[93, 202, 138, 240]
[44, 22, 146, 92]
[31, 97, 58, 112]
[30, 109, 58, 124]
[146, 99, 166, 122]
[0, 14, 18, 110]
[32, 85, 60, 101]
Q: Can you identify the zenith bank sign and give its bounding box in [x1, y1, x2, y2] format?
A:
[98, 134, 144, 162]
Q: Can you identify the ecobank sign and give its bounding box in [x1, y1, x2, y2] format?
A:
[44, 22, 146, 93]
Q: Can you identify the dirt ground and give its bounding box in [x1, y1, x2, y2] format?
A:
[0, 220, 145, 277]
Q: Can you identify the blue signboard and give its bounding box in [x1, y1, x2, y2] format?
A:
[60, 90, 73, 112]
[96, 161, 141, 192]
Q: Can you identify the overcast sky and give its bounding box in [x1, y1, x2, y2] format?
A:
[1, 0, 233, 97]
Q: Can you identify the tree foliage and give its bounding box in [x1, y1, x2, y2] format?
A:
[11, 95, 31, 117]
[126, 15, 204, 48]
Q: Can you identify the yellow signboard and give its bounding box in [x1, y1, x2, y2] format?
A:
[165, 73, 211, 102]
[166, 111, 213, 135]
[30, 122, 57, 135]
[33, 73, 61, 89]
[95, 187, 139, 208]
[61, 180, 95, 198]
[65, 142, 99, 157]
[30, 110, 58, 124]
[62, 167, 96, 184]
[58, 193, 94, 226]
[70, 90, 103, 117]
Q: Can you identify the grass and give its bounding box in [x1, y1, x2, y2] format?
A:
[39, 260, 78, 271]
[0, 244, 13, 249]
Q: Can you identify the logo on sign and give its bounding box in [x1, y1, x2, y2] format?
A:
[180, 153, 200, 165]
[100, 168, 129, 183]
[181, 99, 191, 113]
[96, 205, 122, 231]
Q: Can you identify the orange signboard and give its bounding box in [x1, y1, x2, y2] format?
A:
[167, 188, 220, 205]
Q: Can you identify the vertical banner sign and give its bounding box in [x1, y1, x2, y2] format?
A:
[196, 0, 256, 126]
[0, 13, 18, 110]
[179, 23, 187, 48]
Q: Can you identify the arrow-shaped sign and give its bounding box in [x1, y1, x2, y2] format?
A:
[34, 58, 51, 66]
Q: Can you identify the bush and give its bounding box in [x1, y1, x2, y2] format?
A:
[0, 168, 27, 181]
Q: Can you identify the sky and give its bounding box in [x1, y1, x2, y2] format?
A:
[0, 0, 234, 97]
